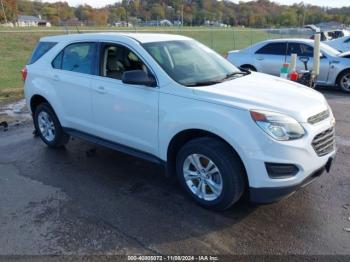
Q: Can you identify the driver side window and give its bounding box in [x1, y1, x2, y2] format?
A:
[101, 44, 148, 80]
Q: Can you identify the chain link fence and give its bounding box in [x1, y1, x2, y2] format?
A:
[0, 26, 315, 55]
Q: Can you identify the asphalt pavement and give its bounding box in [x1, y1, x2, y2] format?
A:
[0, 88, 349, 257]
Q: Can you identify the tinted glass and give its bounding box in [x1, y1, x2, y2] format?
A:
[256, 43, 287, 55]
[299, 44, 314, 57]
[344, 37, 350, 43]
[143, 40, 239, 86]
[28, 42, 57, 64]
[286, 43, 302, 56]
[52, 51, 63, 69]
[62, 43, 96, 74]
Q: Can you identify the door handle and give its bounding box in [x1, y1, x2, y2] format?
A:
[53, 74, 60, 81]
[256, 57, 264, 61]
[95, 86, 106, 94]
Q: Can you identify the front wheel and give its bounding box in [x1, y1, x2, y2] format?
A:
[34, 103, 70, 147]
[176, 137, 246, 210]
[337, 70, 350, 93]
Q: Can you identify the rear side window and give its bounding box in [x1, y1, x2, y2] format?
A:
[52, 42, 96, 75]
[256, 43, 287, 55]
[28, 42, 57, 65]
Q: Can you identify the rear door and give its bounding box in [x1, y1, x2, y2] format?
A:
[51, 42, 97, 133]
[254, 42, 287, 76]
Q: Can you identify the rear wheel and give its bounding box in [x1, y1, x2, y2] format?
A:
[34, 103, 70, 147]
[337, 70, 350, 93]
[176, 137, 246, 210]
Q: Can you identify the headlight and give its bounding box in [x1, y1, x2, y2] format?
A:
[250, 110, 305, 141]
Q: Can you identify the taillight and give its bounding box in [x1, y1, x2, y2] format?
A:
[21, 66, 27, 81]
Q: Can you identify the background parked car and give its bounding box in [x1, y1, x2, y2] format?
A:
[226, 39, 350, 92]
[325, 36, 350, 52]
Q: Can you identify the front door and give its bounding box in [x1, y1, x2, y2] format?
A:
[286, 42, 330, 84]
[91, 43, 159, 156]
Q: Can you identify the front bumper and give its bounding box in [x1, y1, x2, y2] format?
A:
[249, 157, 334, 203]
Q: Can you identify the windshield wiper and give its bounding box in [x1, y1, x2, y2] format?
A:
[186, 80, 223, 87]
[186, 70, 251, 87]
[222, 70, 251, 81]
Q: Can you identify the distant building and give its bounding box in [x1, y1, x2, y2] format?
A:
[173, 20, 182, 26]
[16, 15, 51, 27]
[160, 19, 172, 26]
[113, 21, 132, 27]
[0, 22, 14, 27]
[140, 19, 173, 27]
[204, 20, 228, 27]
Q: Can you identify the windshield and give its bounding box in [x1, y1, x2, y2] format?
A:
[143, 40, 242, 86]
[320, 43, 341, 56]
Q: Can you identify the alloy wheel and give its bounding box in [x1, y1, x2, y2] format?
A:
[183, 153, 223, 201]
[38, 111, 56, 142]
[340, 73, 350, 91]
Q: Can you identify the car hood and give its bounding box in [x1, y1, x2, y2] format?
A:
[192, 72, 328, 123]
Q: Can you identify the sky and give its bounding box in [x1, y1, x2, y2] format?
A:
[41, 0, 350, 8]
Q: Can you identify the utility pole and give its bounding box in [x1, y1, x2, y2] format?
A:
[302, 4, 306, 27]
[1, 0, 8, 24]
[181, 3, 183, 27]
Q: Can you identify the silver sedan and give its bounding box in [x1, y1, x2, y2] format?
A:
[226, 39, 350, 93]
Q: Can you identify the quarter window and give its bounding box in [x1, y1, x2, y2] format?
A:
[28, 42, 57, 65]
[52, 51, 63, 69]
[256, 43, 287, 55]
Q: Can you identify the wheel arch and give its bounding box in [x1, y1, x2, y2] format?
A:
[30, 94, 50, 114]
[335, 68, 350, 86]
[166, 129, 248, 185]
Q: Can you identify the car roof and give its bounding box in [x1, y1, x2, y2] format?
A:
[40, 32, 191, 44]
[260, 38, 315, 44]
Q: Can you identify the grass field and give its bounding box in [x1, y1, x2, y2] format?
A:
[0, 26, 288, 103]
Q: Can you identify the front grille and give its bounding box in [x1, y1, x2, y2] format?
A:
[308, 109, 330, 124]
[312, 126, 336, 156]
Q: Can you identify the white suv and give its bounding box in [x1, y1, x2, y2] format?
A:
[24, 33, 336, 210]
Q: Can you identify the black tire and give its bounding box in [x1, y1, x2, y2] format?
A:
[34, 103, 70, 148]
[176, 137, 246, 210]
[240, 64, 257, 72]
[337, 69, 350, 93]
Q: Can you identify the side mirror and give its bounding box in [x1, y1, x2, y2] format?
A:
[122, 70, 157, 87]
